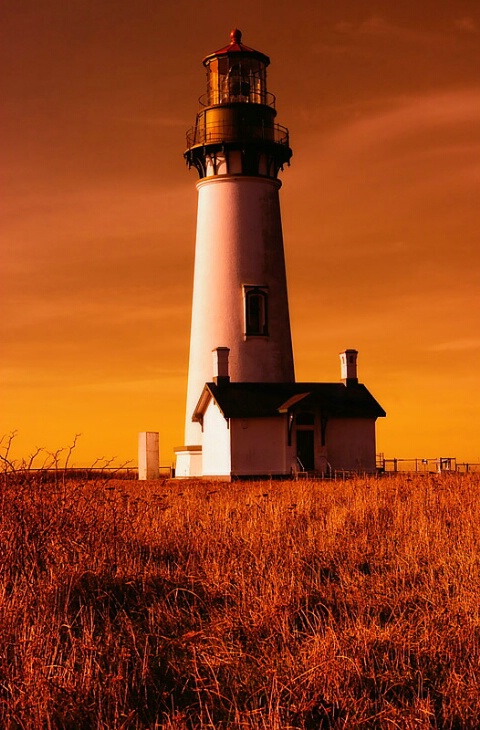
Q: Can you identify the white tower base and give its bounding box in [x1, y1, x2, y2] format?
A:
[174, 446, 202, 478]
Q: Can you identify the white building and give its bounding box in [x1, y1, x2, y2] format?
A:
[174, 31, 385, 479]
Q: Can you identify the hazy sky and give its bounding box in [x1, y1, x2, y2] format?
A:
[2, 0, 480, 467]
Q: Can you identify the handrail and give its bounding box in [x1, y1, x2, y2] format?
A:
[186, 120, 290, 149]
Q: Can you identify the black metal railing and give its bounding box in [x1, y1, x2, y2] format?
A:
[186, 120, 290, 150]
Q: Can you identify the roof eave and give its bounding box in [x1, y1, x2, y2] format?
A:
[192, 385, 214, 422]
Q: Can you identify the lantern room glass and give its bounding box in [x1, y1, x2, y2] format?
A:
[206, 57, 267, 106]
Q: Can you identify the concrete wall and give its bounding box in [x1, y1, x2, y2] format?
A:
[175, 447, 202, 478]
[326, 418, 377, 473]
[201, 409, 378, 477]
[230, 416, 292, 476]
[201, 401, 231, 477]
[138, 432, 159, 480]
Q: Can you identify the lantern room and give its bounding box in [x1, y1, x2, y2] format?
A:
[202, 29, 270, 107]
[184, 30, 292, 179]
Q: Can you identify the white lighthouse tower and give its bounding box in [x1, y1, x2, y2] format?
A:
[175, 30, 294, 477]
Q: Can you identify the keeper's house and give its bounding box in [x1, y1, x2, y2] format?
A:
[183, 348, 386, 479]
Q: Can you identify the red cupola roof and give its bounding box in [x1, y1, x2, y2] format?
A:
[202, 29, 270, 67]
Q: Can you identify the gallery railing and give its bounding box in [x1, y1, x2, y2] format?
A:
[186, 119, 290, 149]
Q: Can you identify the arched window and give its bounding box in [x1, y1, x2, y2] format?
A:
[244, 287, 268, 336]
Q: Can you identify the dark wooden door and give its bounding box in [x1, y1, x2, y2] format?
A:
[297, 430, 315, 471]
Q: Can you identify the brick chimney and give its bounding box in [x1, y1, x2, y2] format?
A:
[212, 347, 230, 385]
[340, 349, 358, 386]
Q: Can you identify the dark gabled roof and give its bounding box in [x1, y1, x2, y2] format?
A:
[193, 382, 386, 422]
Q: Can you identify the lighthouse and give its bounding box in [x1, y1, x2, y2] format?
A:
[174, 31, 385, 479]
[175, 29, 295, 477]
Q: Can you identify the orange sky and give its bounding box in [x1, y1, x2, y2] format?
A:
[2, 0, 480, 467]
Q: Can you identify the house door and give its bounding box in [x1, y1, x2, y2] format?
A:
[297, 430, 315, 471]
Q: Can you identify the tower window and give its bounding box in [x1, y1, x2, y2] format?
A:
[244, 287, 268, 336]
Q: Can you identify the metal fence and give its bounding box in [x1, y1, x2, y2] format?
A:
[377, 455, 480, 474]
[2, 466, 173, 481]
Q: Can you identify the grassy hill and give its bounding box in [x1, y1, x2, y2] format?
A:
[1, 471, 479, 728]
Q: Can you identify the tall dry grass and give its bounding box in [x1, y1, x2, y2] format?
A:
[0, 469, 479, 728]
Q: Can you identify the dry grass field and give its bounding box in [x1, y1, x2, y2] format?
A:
[0, 468, 479, 728]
